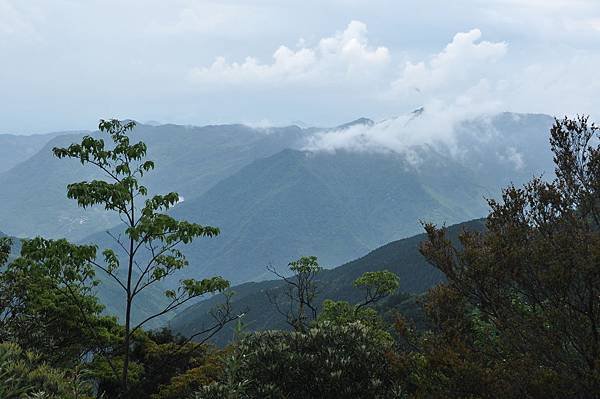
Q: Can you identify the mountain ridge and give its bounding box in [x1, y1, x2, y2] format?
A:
[169, 218, 487, 346]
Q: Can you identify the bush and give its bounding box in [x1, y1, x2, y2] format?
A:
[194, 321, 403, 399]
[0, 342, 92, 399]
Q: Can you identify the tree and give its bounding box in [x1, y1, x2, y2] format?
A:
[0, 237, 119, 368]
[354, 270, 400, 313]
[93, 328, 224, 399]
[266, 256, 322, 332]
[317, 270, 399, 329]
[416, 116, 600, 397]
[53, 119, 235, 395]
[0, 236, 10, 265]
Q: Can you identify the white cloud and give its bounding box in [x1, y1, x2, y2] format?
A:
[499, 147, 525, 170]
[302, 28, 508, 156]
[391, 29, 507, 97]
[303, 98, 497, 159]
[189, 20, 391, 86]
[0, 0, 42, 41]
[1, 1, 600, 134]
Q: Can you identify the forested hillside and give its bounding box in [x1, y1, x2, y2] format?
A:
[170, 218, 486, 345]
[2, 115, 599, 398]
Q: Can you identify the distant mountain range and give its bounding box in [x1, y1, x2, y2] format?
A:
[0, 112, 556, 325]
[0, 124, 310, 239]
[0, 132, 68, 173]
[169, 218, 486, 346]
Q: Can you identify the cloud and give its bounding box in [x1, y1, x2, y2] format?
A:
[302, 28, 508, 157]
[146, 1, 268, 37]
[391, 29, 507, 98]
[303, 99, 496, 159]
[499, 147, 525, 170]
[189, 20, 391, 87]
[2, 1, 600, 134]
[0, 0, 42, 41]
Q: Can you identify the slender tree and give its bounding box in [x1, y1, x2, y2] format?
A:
[267, 256, 322, 332]
[353, 270, 400, 313]
[53, 119, 233, 395]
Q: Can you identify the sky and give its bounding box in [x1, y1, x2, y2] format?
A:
[1, 0, 600, 134]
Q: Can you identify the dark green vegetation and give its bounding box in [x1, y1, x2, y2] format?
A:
[1, 113, 556, 325]
[2, 114, 597, 398]
[51, 120, 235, 392]
[170, 218, 485, 346]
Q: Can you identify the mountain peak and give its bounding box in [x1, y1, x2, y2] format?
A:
[335, 117, 374, 130]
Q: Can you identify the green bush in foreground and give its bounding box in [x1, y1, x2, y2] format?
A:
[194, 321, 403, 399]
[0, 342, 92, 399]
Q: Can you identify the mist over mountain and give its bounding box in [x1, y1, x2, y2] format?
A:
[127, 113, 555, 284]
[0, 112, 555, 323]
[0, 112, 553, 241]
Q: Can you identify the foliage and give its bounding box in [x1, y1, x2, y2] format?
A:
[169, 218, 480, 345]
[413, 116, 600, 398]
[316, 270, 400, 342]
[317, 298, 381, 326]
[353, 270, 400, 310]
[0, 237, 119, 367]
[0, 236, 10, 265]
[267, 256, 322, 332]
[0, 342, 93, 399]
[93, 328, 223, 399]
[52, 119, 234, 392]
[194, 321, 402, 399]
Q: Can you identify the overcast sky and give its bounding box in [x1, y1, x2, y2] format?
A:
[1, 0, 600, 134]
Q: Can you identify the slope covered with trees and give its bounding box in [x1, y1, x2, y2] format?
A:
[0, 113, 552, 243]
[169, 218, 485, 345]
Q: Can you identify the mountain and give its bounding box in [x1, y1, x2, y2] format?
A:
[335, 117, 374, 130]
[142, 112, 554, 287]
[0, 132, 67, 173]
[163, 147, 490, 286]
[79, 145, 487, 323]
[0, 113, 553, 241]
[0, 113, 556, 326]
[0, 123, 310, 239]
[169, 219, 486, 346]
[75, 112, 553, 322]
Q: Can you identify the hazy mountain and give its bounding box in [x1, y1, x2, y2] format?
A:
[0, 113, 553, 241]
[0, 123, 310, 239]
[140, 113, 554, 287]
[79, 144, 487, 323]
[169, 219, 486, 346]
[0, 132, 67, 173]
[0, 113, 556, 325]
[163, 147, 490, 286]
